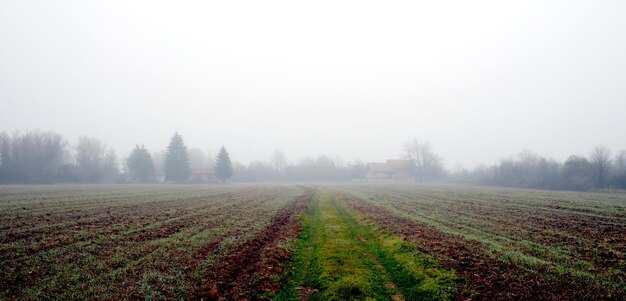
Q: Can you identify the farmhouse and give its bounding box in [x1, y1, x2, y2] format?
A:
[364, 160, 416, 181]
[189, 168, 215, 182]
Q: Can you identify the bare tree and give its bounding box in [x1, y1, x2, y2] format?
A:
[404, 139, 424, 181]
[590, 146, 612, 188]
[614, 150, 626, 175]
[270, 150, 287, 172]
[612, 149, 626, 189]
[404, 138, 443, 181]
[0, 132, 8, 169]
[74, 136, 118, 183]
[562, 155, 594, 190]
[0, 130, 68, 183]
[315, 155, 337, 180]
[102, 149, 119, 182]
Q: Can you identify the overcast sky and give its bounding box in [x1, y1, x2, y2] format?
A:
[1, 0, 625, 169]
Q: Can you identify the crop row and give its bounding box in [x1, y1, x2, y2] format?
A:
[334, 184, 626, 300]
[3, 184, 624, 300]
[0, 184, 307, 299]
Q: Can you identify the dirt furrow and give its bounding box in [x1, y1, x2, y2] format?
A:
[343, 195, 622, 301]
[195, 190, 313, 300]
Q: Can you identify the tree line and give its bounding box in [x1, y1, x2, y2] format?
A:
[451, 147, 626, 191]
[1, 130, 625, 191]
[232, 140, 444, 183]
[397, 139, 626, 191]
[0, 130, 233, 184]
[232, 151, 365, 182]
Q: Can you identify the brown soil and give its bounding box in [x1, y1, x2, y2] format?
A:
[388, 200, 626, 272]
[343, 196, 624, 301]
[194, 190, 313, 300]
[0, 187, 297, 299]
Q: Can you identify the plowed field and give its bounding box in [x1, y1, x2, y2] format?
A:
[1, 184, 624, 300]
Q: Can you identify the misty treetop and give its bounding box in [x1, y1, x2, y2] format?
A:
[0, 130, 223, 184]
[0, 130, 68, 183]
[0, 131, 120, 184]
[453, 146, 626, 191]
[74, 136, 118, 183]
[125, 145, 155, 182]
[215, 146, 233, 182]
[164, 132, 191, 182]
[403, 138, 445, 181]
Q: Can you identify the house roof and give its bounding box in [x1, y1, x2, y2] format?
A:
[366, 159, 416, 173]
[365, 162, 396, 173]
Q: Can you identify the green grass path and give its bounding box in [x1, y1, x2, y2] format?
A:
[275, 190, 458, 301]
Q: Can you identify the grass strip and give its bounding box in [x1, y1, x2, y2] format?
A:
[275, 190, 458, 301]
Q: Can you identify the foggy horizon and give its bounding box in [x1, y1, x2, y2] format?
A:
[2, 1, 625, 169]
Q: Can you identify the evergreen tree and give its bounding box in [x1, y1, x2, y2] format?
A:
[215, 146, 233, 182]
[164, 132, 190, 182]
[126, 145, 155, 182]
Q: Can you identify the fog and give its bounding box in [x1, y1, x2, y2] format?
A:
[1, 0, 625, 169]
